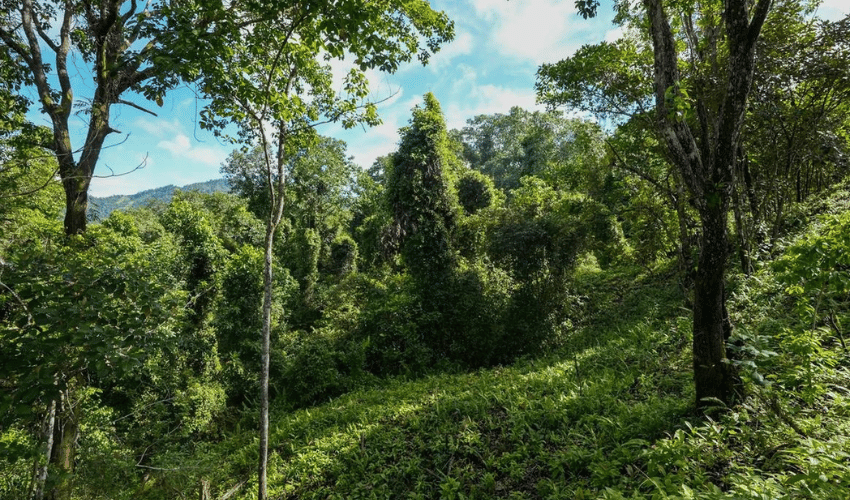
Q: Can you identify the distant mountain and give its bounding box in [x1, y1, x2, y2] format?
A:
[89, 178, 230, 220]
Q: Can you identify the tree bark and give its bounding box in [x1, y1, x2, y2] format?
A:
[47, 389, 78, 500]
[258, 219, 274, 500]
[31, 397, 56, 500]
[258, 120, 289, 500]
[692, 197, 739, 405]
[643, 0, 771, 410]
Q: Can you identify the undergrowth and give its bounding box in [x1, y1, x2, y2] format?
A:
[134, 186, 850, 500]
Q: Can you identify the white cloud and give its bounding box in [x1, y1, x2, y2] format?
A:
[471, 0, 588, 63]
[816, 0, 849, 21]
[445, 85, 541, 130]
[135, 117, 183, 138]
[429, 32, 475, 72]
[605, 25, 625, 43]
[158, 133, 223, 166]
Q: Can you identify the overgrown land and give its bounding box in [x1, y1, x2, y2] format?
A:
[2, 1, 850, 499]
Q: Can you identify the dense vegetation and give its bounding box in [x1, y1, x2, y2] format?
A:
[2, 0, 850, 499]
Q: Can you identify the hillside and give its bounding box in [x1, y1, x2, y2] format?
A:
[150, 184, 850, 500]
[88, 178, 230, 219]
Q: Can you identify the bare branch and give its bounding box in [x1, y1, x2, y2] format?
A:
[117, 99, 158, 117]
[34, 21, 60, 53]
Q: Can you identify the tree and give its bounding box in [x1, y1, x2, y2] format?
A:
[536, 32, 700, 284]
[1, 0, 173, 234]
[193, 5, 453, 498]
[572, 0, 772, 409]
[386, 93, 459, 286]
[742, 9, 850, 249]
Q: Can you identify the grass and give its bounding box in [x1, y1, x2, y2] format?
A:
[188, 263, 704, 499]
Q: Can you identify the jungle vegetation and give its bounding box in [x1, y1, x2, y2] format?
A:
[2, 0, 849, 498]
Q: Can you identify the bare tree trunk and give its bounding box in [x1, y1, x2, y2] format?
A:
[258, 220, 274, 500]
[31, 398, 56, 500]
[731, 175, 752, 275]
[258, 120, 289, 500]
[673, 171, 695, 292]
[692, 200, 739, 406]
[47, 389, 78, 500]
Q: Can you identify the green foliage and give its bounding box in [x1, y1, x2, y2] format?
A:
[175, 264, 696, 500]
[536, 37, 652, 123]
[457, 169, 499, 216]
[455, 108, 606, 193]
[278, 325, 368, 409]
[215, 244, 297, 403]
[386, 93, 460, 283]
[0, 128, 63, 247]
[0, 224, 185, 415]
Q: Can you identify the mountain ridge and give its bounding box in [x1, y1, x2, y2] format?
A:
[89, 178, 230, 219]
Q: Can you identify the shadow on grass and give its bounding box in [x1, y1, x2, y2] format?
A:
[204, 264, 697, 499]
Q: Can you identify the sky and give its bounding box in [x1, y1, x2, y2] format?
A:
[22, 0, 850, 197]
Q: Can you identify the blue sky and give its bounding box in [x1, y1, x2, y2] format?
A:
[22, 0, 849, 197]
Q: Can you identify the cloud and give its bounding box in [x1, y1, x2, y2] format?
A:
[445, 85, 542, 130]
[158, 133, 223, 166]
[471, 0, 590, 64]
[429, 32, 475, 72]
[605, 25, 626, 43]
[816, 0, 849, 21]
[135, 117, 183, 138]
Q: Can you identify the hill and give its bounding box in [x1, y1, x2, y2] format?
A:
[163, 183, 850, 500]
[88, 178, 230, 219]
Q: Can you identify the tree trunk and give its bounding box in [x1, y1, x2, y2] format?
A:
[692, 200, 739, 407]
[31, 397, 56, 500]
[643, 0, 770, 411]
[62, 175, 89, 236]
[731, 175, 752, 275]
[257, 121, 289, 500]
[673, 171, 694, 292]
[47, 390, 78, 500]
[258, 219, 274, 500]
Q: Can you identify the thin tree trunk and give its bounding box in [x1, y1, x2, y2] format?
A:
[731, 175, 752, 275]
[673, 172, 694, 292]
[258, 219, 274, 500]
[258, 120, 289, 500]
[48, 389, 78, 500]
[32, 397, 56, 500]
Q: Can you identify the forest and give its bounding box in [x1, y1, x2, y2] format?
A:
[2, 0, 850, 499]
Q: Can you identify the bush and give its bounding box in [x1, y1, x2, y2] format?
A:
[278, 327, 368, 408]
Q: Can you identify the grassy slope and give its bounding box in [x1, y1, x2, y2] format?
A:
[197, 265, 696, 499]
[185, 185, 850, 500]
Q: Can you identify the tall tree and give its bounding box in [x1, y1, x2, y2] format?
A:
[386, 93, 459, 287]
[193, 4, 453, 498]
[573, 0, 772, 409]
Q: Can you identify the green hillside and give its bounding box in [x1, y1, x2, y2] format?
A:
[88, 178, 230, 219]
[150, 183, 850, 500]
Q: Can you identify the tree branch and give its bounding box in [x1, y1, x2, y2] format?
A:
[117, 99, 158, 116]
